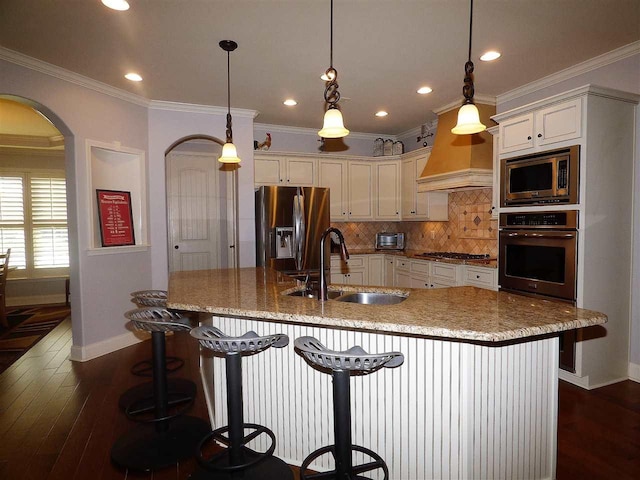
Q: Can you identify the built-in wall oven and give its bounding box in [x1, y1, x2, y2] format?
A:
[499, 210, 578, 371]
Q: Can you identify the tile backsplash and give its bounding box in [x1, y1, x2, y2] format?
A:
[331, 188, 498, 257]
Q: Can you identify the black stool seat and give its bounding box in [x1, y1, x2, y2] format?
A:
[294, 336, 404, 480]
[129, 290, 184, 377]
[111, 308, 209, 472]
[189, 326, 293, 480]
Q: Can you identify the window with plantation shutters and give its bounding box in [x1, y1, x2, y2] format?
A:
[0, 172, 69, 277]
[31, 177, 69, 269]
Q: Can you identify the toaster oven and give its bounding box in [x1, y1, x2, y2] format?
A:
[375, 232, 405, 251]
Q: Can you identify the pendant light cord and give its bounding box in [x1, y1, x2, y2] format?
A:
[330, 0, 334, 68]
[468, 0, 473, 62]
[225, 49, 232, 143]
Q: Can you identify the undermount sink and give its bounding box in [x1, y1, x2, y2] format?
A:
[334, 292, 408, 305]
[285, 289, 343, 300]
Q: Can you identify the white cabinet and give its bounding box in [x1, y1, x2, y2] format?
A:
[367, 255, 385, 286]
[429, 262, 461, 288]
[488, 126, 500, 219]
[330, 254, 367, 285]
[348, 161, 375, 220]
[254, 153, 316, 186]
[463, 266, 498, 290]
[384, 255, 395, 286]
[318, 159, 348, 221]
[401, 152, 449, 221]
[498, 98, 582, 155]
[375, 161, 401, 220]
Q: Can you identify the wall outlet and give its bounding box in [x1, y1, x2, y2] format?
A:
[430, 231, 435, 240]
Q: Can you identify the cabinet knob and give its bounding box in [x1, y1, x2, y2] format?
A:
[476, 275, 480, 279]
[279, 178, 283, 182]
[527, 136, 532, 140]
[174, 245, 179, 250]
[229, 245, 235, 249]
[537, 133, 542, 138]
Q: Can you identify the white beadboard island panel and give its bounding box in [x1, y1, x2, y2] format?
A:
[200, 316, 558, 480]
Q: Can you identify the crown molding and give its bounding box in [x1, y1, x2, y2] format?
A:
[0, 46, 150, 108]
[253, 122, 394, 140]
[0, 133, 65, 149]
[149, 100, 258, 119]
[0, 145, 65, 156]
[497, 41, 640, 104]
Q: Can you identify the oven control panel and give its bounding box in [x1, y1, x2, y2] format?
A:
[500, 211, 578, 229]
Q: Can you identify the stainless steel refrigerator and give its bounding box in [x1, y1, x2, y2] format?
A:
[255, 186, 330, 275]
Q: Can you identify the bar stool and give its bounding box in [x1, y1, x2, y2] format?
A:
[111, 308, 210, 472]
[189, 325, 293, 480]
[294, 336, 404, 480]
[129, 290, 184, 376]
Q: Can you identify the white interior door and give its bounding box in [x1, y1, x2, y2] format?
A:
[167, 149, 236, 272]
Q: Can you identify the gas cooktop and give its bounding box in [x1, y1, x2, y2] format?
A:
[416, 252, 494, 262]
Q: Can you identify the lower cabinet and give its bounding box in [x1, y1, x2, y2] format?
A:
[331, 254, 497, 290]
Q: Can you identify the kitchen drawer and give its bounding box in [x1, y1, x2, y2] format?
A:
[410, 259, 430, 276]
[430, 262, 459, 281]
[464, 266, 497, 290]
[331, 255, 365, 267]
[394, 257, 410, 271]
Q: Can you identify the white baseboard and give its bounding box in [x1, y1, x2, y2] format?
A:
[70, 330, 149, 362]
[558, 368, 629, 390]
[629, 362, 640, 383]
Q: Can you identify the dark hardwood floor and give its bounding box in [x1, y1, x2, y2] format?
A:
[1, 317, 638, 479]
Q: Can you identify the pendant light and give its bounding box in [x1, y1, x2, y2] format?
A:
[218, 40, 241, 163]
[451, 0, 486, 135]
[318, 0, 349, 138]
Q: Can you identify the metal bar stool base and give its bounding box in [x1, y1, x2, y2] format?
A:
[118, 378, 197, 419]
[110, 415, 210, 472]
[300, 444, 388, 480]
[189, 448, 293, 479]
[130, 355, 184, 377]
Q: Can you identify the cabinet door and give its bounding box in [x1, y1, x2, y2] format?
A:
[384, 256, 395, 286]
[254, 157, 283, 185]
[499, 113, 534, 154]
[319, 160, 348, 221]
[368, 255, 385, 286]
[401, 158, 417, 217]
[376, 161, 400, 220]
[330, 272, 346, 284]
[536, 98, 582, 147]
[410, 275, 430, 289]
[286, 157, 316, 186]
[347, 270, 366, 286]
[348, 162, 374, 220]
[425, 192, 448, 221]
[394, 270, 412, 288]
[490, 131, 500, 218]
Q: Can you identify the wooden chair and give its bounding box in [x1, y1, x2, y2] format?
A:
[0, 248, 11, 328]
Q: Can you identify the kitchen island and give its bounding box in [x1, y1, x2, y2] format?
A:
[168, 267, 606, 480]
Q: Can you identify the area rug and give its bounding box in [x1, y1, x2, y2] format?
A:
[0, 305, 71, 374]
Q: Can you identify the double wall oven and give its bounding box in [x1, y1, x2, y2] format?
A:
[498, 146, 580, 372]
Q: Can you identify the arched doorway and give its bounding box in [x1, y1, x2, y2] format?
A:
[164, 136, 238, 272]
[0, 95, 77, 340]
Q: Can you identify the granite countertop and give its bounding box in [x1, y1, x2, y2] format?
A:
[335, 249, 498, 268]
[167, 267, 606, 343]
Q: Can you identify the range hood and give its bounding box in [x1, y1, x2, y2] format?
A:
[417, 103, 496, 192]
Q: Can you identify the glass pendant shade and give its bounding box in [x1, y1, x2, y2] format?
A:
[318, 108, 349, 138]
[451, 103, 486, 135]
[219, 142, 241, 164]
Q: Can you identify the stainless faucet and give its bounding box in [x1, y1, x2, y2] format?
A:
[319, 227, 349, 302]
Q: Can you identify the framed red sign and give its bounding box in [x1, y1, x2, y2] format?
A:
[96, 189, 136, 247]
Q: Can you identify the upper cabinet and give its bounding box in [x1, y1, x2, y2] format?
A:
[375, 160, 401, 221]
[498, 98, 582, 155]
[401, 151, 448, 221]
[254, 153, 316, 186]
[256, 149, 447, 222]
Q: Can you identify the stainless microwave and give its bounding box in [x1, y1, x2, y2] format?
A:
[501, 145, 579, 206]
[375, 232, 405, 251]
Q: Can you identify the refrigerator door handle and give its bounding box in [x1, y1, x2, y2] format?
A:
[293, 190, 304, 270]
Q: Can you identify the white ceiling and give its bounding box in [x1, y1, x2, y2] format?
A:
[0, 0, 638, 135]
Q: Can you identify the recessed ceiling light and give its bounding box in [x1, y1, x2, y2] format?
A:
[480, 51, 501, 61]
[283, 99, 297, 106]
[320, 71, 336, 81]
[375, 111, 388, 117]
[125, 72, 142, 82]
[102, 0, 130, 11]
[417, 86, 433, 95]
